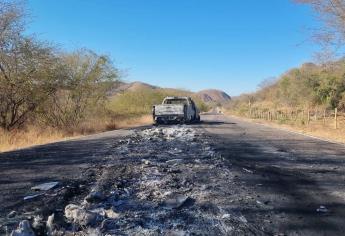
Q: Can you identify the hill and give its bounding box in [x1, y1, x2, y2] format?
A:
[109, 81, 158, 95]
[196, 89, 231, 104]
[109, 81, 231, 105]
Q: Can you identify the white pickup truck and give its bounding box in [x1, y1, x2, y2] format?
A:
[152, 97, 200, 124]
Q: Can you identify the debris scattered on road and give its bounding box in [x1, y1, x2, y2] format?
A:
[316, 205, 329, 213]
[84, 190, 105, 203]
[46, 213, 55, 235]
[64, 204, 100, 226]
[32, 215, 44, 233]
[142, 159, 150, 165]
[23, 193, 43, 201]
[5, 125, 263, 235]
[31, 182, 59, 191]
[243, 168, 253, 173]
[163, 194, 190, 209]
[239, 215, 248, 223]
[165, 230, 189, 236]
[7, 211, 17, 219]
[10, 220, 35, 236]
[104, 209, 119, 219]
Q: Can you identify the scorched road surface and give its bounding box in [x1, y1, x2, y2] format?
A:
[1, 114, 345, 235]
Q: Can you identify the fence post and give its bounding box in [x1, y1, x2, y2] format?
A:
[314, 110, 317, 121]
[302, 110, 305, 124]
[307, 109, 310, 125]
[335, 108, 338, 129]
[323, 109, 326, 125]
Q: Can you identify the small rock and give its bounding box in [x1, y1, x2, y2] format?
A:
[64, 204, 98, 226]
[10, 220, 35, 236]
[8, 211, 17, 218]
[221, 213, 231, 219]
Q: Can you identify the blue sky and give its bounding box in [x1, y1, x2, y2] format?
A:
[26, 0, 319, 96]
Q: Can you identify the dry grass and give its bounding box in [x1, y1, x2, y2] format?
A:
[0, 115, 153, 153]
[110, 115, 153, 129]
[226, 111, 345, 144]
[0, 127, 70, 153]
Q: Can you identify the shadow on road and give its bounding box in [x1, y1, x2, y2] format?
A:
[211, 131, 345, 235]
[200, 120, 236, 125]
[0, 134, 122, 214]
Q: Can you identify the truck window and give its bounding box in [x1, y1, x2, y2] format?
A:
[164, 99, 188, 105]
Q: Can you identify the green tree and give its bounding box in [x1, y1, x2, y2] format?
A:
[0, 1, 61, 130]
[40, 50, 118, 129]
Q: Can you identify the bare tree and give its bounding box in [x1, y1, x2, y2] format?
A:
[258, 77, 278, 90]
[296, 0, 345, 49]
[0, 1, 24, 47]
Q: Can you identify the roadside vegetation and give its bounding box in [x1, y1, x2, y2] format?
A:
[228, 59, 345, 113]
[226, 0, 345, 143]
[0, 1, 121, 152]
[0, 1, 210, 152]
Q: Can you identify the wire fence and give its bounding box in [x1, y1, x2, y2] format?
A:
[247, 108, 343, 129]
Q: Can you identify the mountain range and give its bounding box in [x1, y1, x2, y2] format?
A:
[109, 81, 231, 104]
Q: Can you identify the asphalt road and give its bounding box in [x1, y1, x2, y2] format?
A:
[202, 114, 345, 235]
[1, 114, 345, 235]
